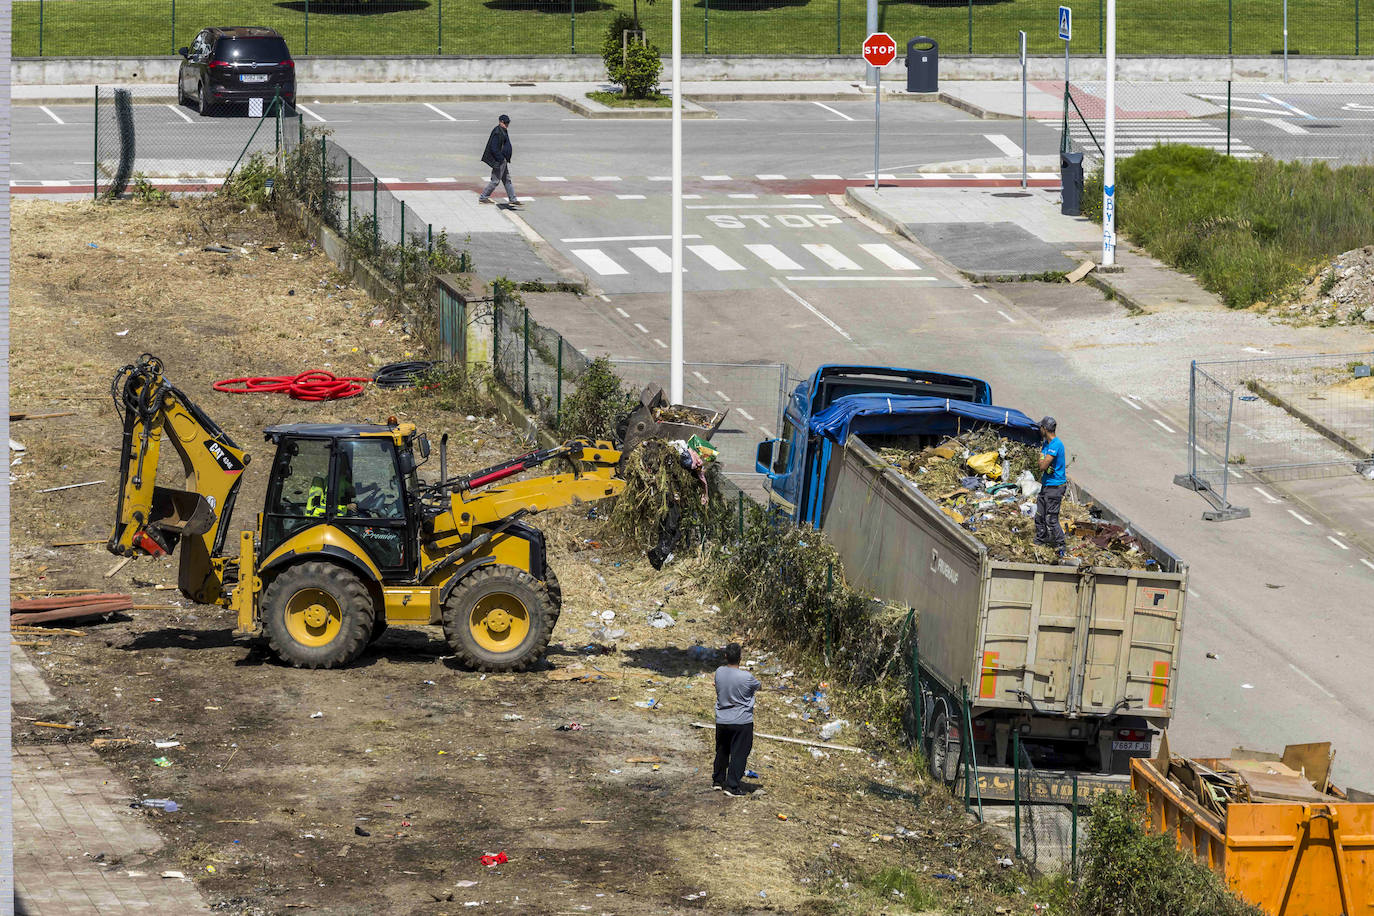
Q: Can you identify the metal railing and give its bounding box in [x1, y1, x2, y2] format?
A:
[19, 0, 1374, 58]
[1176, 352, 1374, 519]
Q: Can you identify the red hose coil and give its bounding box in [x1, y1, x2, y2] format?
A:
[214, 370, 373, 401]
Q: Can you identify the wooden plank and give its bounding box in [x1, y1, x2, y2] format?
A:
[690, 721, 866, 754]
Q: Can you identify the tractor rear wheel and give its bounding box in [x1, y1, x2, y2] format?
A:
[442, 566, 554, 672]
[544, 566, 562, 629]
[262, 562, 374, 669]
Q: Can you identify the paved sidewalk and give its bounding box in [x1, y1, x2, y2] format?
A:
[13, 648, 212, 915]
[402, 190, 554, 283]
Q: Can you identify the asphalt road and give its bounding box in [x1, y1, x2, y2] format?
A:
[14, 90, 1374, 787]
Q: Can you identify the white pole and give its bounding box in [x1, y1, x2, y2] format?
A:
[1020, 30, 1028, 189]
[670, 0, 684, 405]
[1283, 0, 1289, 82]
[873, 76, 881, 191]
[866, 0, 878, 85]
[1102, 0, 1116, 266]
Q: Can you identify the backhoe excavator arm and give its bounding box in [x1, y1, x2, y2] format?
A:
[108, 354, 250, 605]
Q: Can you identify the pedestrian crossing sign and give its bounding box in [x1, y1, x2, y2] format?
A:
[1058, 5, 1072, 41]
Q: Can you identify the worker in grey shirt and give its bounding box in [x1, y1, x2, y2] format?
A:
[713, 643, 761, 796]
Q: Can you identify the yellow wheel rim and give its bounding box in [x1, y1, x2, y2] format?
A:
[469, 592, 531, 654]
[284, 587, 343, 648]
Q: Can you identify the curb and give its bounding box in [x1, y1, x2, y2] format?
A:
[1082, 272, 1146, 316]
[554, 94, 717, 119]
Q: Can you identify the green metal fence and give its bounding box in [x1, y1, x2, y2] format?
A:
[16, 0, 1374, 57]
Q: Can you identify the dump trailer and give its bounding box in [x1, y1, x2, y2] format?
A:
[1131, 746, 1374, 915]
[756, 365, 1188, 798]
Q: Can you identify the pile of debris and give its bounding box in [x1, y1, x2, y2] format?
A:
[12, 592, 132, 625]
[879, 429, 1154, 569]
[1284, 246, 1374, 325]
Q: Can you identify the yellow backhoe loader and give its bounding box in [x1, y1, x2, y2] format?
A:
[108, 354, 626, 671]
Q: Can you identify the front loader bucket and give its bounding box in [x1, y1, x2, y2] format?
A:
[616, 385, 727, 457]
[150, 486, 216, 538]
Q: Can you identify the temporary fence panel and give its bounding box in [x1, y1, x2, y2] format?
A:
[1013, 736, 1085, 875]
[19, 0, 1374, 57]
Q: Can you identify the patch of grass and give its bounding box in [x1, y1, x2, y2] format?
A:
[586, 90, 672, 108]
[860, 866, 940, 911]
[1084, 146, 1374, 308]
[14, 0, 1363, 57]
[413, 361, 492, 415]
[1075, 790, 1263, 916]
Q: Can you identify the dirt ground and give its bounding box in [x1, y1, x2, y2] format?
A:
[10, 199, 1039, 916]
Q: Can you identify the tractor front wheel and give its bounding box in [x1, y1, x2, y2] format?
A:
[442, 566, 555, 672]
[262, 562, 375, 669]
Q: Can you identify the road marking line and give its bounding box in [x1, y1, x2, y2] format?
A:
[688, 244, 746, 271]
[1260, 116, 1309, 135]
[683, 194, 702, 199]
[571, 249, 629, 276]
[973, 293, 989, 303]
[702, 175, 732, 181]
[1253, 486, 1280, 503]
[783, 276, 939, 282]
[1152, 419, 1176, 434]
[537, 176, 568, 182]
[715, 390, 732, 401]
[1362, 558, 1374, 572]
[426, 177, 457, 182]
[560, 195, 592, 201]
[423, 102, 457, 121]
[593, 176, 622, 181]
[165, 104, 194, 123]
[811, 173, 843, 179]
[729, 193, 758, 199]
[803, 243, 862, 271]
[1261, 93, 1315, 119]
[40, 180, 69, 186]
[633, 322, 650, 333]
[984, 133, 1024, 157]
[812, 101, 855, 121]
[1227, 467, 1243, 480]
[863, 173, 897, 180]
[770, 277, 852, 341]
[860, 243, 919, 270]
[1187, 588, 1201, 598]
[1289, 663, 1335, 698]
[1328, 536, 1349, 550]
[616, 194, 647, 200]
[1287, 509, 1312, 526]
[561, 234, 701, 243]
[628, 246, 674, 273]
[758, 426, 773, 437]
[654, 338, 668, 349]
[997, 310, 1017, 323]
[380, 177, 403, 184]
[40, 106, 65, 124]
[1120, 396, 1142, 411]
[756, 173, 787, 180]
[687, 203, 822, 210]
[745, 244, 804, 271]
[784, 194, 814, 199]
[736, 408, 756, 421]
[614, 307, 629, 317]
[648, 176, 671, 181]
[296, 104, 326, 122]
[692, 370, 710, 383]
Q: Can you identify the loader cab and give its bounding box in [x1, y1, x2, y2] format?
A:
[261, 423, 424, 578]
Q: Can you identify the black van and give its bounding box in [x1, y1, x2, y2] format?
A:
[178, 27, 295, 116]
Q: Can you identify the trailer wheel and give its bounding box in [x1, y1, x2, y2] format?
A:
[929, 707, 962, 787]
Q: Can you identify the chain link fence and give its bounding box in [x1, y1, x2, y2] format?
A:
[19, 0, 1374, 57]
[94, 86, 299, 197]
[1011, 736, 1086, 876]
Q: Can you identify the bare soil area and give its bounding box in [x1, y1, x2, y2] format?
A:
[11, 199, 1033, 916]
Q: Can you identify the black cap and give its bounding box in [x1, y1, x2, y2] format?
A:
[498, 114, 510, 125]
[1039, 416, 1057, 432]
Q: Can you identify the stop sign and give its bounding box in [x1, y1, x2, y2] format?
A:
[863, 31, 897, 67]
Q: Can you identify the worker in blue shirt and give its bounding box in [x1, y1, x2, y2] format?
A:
[1035, 416, 1068, 555]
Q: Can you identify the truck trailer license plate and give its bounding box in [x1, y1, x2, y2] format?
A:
[241, 74, 269, 83]
[1112, 740, 1151, 752]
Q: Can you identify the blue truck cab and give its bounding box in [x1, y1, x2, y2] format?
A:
[755, 365, 996, 524]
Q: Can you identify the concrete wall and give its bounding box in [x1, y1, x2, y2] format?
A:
[20, 53, 1374, 85]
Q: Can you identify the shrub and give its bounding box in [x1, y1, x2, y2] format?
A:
[560, 356, 636, 441]
[1075, 790, 1263, 916]
[619, 42, 663, 99]
[601, 13, 639, 86]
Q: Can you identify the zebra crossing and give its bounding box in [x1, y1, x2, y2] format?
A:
[1050, 119, 1262, 159]
[564, 238, 929, 282]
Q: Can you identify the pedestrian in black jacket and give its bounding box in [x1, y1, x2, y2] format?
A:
[478, 114, 519, 207]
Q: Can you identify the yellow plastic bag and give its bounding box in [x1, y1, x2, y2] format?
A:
[967, 450, 1002, 480]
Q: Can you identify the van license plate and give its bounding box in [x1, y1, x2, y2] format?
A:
[1112, 740, 1151, 752]
[241, 74, 269, 83]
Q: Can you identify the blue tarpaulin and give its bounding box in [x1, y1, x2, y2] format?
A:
[808, 395, 1041, 444]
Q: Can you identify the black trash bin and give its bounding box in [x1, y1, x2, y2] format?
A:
[1060, 150, 1085, 216]
[905, 37, 937, 93]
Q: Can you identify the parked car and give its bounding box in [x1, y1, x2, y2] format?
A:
[178, 27, 295, 116]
